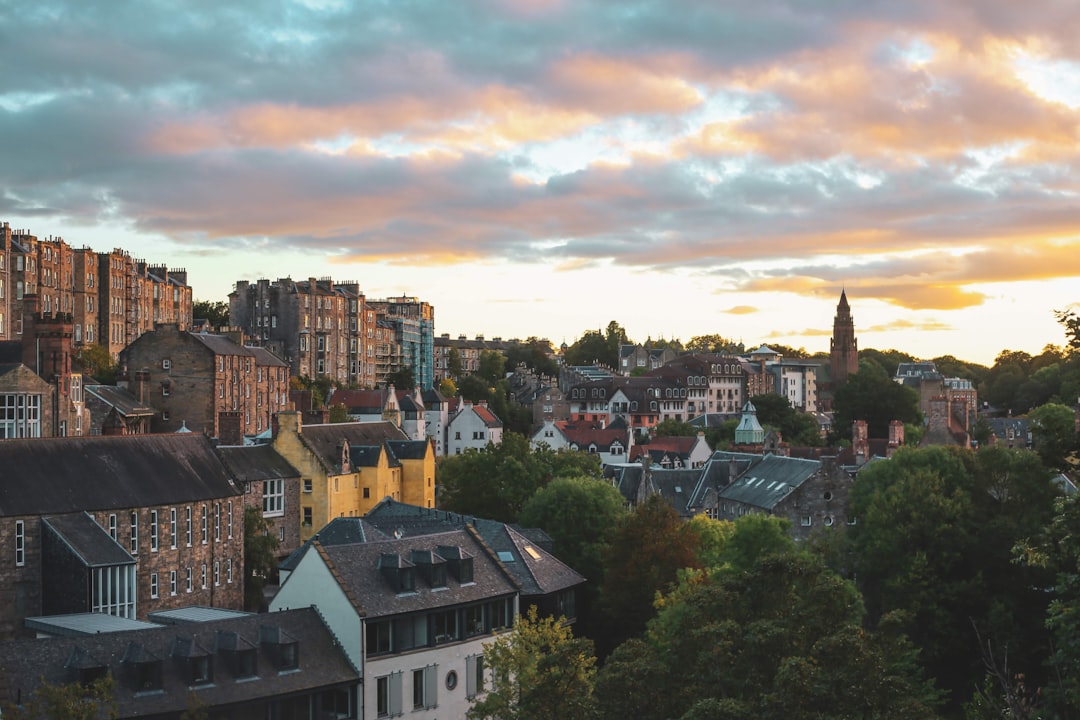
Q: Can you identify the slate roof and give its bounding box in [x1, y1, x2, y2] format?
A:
[716, 454, 821, 510]
[363, 499, 586, 592]
[298, 421, 408, 472]
[0, 342, 21, 364]
[245, 345, 288, 367]
[188, 333, 253, 357]
[386, 439, 431, 461]
[43, 512, 136, 567]
[332, 389, 390, 414]
[0, 608, 357, 715]
[316, 528, 519, 618]
[0, 434, 241, 516]
[216, 445, 300, 483]
[84, 384, 154, 417]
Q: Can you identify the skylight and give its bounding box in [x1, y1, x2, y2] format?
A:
[497, 551, 515, 562]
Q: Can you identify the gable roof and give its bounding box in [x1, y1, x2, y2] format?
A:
[554, 422, 627, 450]
[716, 454, 821, 510]
[245, 345, 288, 368]
[0, 434, 240, 516]
[188, 333, 253, 357]
[297, 421, 409, 471]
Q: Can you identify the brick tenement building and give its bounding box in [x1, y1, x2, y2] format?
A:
[0, 221, 192, 354]
[0, 433, 245, 639]
[120, 325, 290, 443]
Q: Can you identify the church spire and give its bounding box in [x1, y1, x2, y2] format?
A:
[829, 289, 858, 386]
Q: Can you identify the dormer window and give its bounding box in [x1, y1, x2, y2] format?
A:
[173, 636, 214, 686]
[436, 545, 474, 584]
[410, 549, 448, 588]
[259, 625, 300, 671]
[216, 630, 258, 679]
[122, 642, 163, 693]
[65, 647, 108, 686]
[378, 554, 416, 593]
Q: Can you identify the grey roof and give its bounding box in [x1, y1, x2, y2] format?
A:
[0, 434, 241, 517]
[84, 384, 154, 417]
[387, 439, 431, 461]
[147, 606, 256, 625]
[25, 613, 160, 638]
[363, 499, 584, 594]
[0, 608, 357, 715]
[717, 454, 821, 510]
[216, 444, 300, 483]
[43, 513, 136, 568]
[188, 332, 254, 357]
[278, 518, 391, 572]
[245, 345, 288, 367]
[317, 528, 519, 618]
[298, 421, 409, 472]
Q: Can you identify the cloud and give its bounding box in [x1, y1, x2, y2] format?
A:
[723, 305, 758, 315]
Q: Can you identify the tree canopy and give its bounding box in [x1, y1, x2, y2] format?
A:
[437, 433, 603, 523]
[468, 606, 598, 720]
[192, 298, 230, 327]
[832, 366, 922, 440]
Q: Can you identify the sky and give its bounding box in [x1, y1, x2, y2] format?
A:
[2, 1, 1079, 367]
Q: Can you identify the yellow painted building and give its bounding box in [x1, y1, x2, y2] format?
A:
[272, 411, 435, 542]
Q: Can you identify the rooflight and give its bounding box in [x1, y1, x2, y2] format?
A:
[524, 546, 541, 560]
[497, 551, 515, 562]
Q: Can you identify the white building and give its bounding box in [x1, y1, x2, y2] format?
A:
[270, 526, 518, 720]
[447, 401, 503, 455]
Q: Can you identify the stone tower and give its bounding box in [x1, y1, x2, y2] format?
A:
[829, 289, 859, 386]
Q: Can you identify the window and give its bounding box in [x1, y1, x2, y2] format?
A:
[377, 672, 403, 717]
[303, 478, 312, 493]
[227, 558, 233, 583]
[108, 514, 117, 540]
[201, 563, 207, 589]
[228, 501, 234, 538]
[169, 508, 177, 549]
[466, 654, 485, 699]
[185, 507, 192, 546]
[367, 621, 391, 655]
[150, 510, 159, 551]
[201, 505, 208, 544]
[170, 570, 177, 596]
[162, 358, 171, 370]
[801, 516, 812, 527]
[186, 567, 193, 592]
[150, 573, 159, 599]
[263, 478, 284, 515]
[215, 503, 221, 542]
[302, 507, 312, 527]
[413, 665, 437, 710]
[214, 561, 220, 586]
[130, 512, 138, 553]
[15, 520, 24, 566]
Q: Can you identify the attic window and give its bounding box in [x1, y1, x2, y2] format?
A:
[497, 551, 515, 563]
[259, 625, 300, 671]
[121, 642, 163, 693]
[523, 546, 541, 561]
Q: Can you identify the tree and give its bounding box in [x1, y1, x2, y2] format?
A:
[594, 495, 702, 656]
[438, 378, 457, 398]
[595, 552, 941, 720]
[519, 476, 626, 606]
[748, 393, 822, 446]
[563, 330, 614, 368]
[1057, 306, 1080, 349]
[327, 403, 351, 423]
[849, 445, 1058, 711]
[685, 334, 742, 354]
[650, 418, 698, 437]
[437, 434, 600, 523]
[478, 350, 507, 384]
[468, 606, 598, 720]
[7, 675, 118, 720]
[386, 366, 415, 391]
[1028, 402, 1078, 470]
[447, 347, 463, 379]
[504, 338, 558, 377]
[192, 299, 230, 327]
[832, 366, 921, 440]
[75, 342, 117, 384]
[244, 507, 280, 611]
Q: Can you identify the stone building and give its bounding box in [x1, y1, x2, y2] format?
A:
[119, 325, 290, 443]
[0, 221, 192, 354]
[229, 276, 378, 388]
[217, 444, 304, 564]
[829, 289, 859, 388]
[0, 433, 245, 639]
